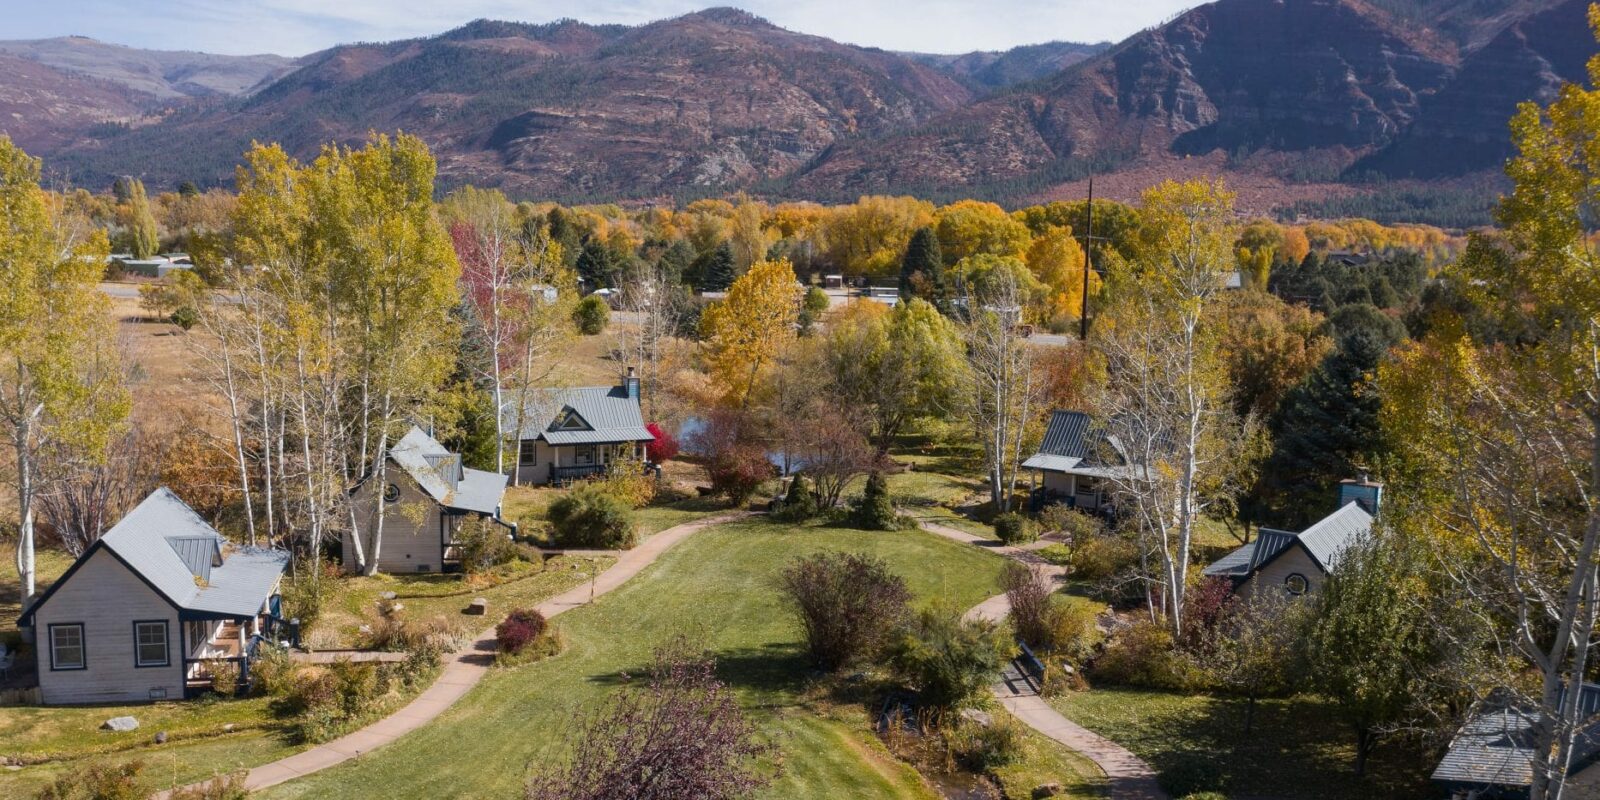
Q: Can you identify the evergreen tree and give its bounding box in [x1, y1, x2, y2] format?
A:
[576, 238, 614, 290]
[658, 239, 696, 287]
[899, 226, 943, 303]
[546, 207, 581, 267]
[700, 242, 737, 292]
[1260, 305, 1401, 525]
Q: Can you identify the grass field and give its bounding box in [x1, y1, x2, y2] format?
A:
[1050, 688, 1436, 799]
[255, 519, 1101, 800]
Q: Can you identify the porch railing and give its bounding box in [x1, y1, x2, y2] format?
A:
[551, 464, 606, 484]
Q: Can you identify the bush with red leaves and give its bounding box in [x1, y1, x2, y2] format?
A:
[645, 422, 679, 463]
[495, 609, 548, 655]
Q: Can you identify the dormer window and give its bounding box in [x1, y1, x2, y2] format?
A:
[553, 409, 591, 431]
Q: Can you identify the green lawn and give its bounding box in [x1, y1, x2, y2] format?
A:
[256, 519, 1098, 800]
[1050, 688, 1436, 799]
[314, 554, 609, 647]
[0, 554, 599, 797]
[501, 484, 731, 546]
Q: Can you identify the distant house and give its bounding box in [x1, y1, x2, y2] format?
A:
[502, 371, 654, 486]
[1022, 410, 1143, 512]
[1433, 684, 1600, 799]
[1202, 478, 1381, 598]
[17, 488, 288, 705]
[111, 253, 193, 279]
[343, 426, 512, 574]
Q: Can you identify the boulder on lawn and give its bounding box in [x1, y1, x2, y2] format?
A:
[102, 716, 139, 732]
[379, 591, 398, 601]
[466, 597, 489, 615]
[1032, 783, 1063, 799]
[154, 731, 168, 744]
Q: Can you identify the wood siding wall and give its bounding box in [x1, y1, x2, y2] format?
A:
[32, 548, 182, 705]
[343, 477, 445, 574]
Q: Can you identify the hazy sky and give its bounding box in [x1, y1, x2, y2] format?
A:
[5, 1, 1201, 56]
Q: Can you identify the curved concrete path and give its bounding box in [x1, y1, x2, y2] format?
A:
[155, 511, 751, 799]
[919, 519, 1169, 800]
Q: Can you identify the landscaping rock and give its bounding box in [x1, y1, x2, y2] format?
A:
[154, 731, 168, 744]
[466, 597, 489, 615]
[223, 723, 235, 733]
[379, 591, 398, 601]
[102, 716, 139, 732]
[959, 708, 993, 728]
[1032, 783, 1063, 798]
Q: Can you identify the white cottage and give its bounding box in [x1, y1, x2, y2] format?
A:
[343, 426, 512, 574]
[17, 488, 288, 705]
[502, 371, 655, 486]
[1022, 410, 1142, 512]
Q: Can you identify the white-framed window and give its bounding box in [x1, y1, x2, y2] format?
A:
[133, 620, 169, 667]
[49, 623, 86, 670]
[1284, 573, 1310, 596]
[519, 439, 537, 466]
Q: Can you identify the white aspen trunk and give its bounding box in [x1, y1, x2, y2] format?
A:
[14, 412, 35, 604]
[218, 338, 257, 546]
[363, 398, 393, 577]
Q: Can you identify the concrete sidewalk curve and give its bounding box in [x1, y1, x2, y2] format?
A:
[921, 519, 1169, 800]
[153, 510, 751, 799]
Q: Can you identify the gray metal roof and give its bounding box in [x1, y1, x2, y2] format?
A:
[71, 488, 287, 619]
[503, 385, 654, 444]
[1026, 410, 1135, 477]
[1203, 504, 1371, 580]
[1433, 686, 1600, 789]
[389, 426, 507, 514]
[1298, 502, 1372, 571]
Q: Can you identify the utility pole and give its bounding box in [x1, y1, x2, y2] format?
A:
[1080, 176, 1094, 342]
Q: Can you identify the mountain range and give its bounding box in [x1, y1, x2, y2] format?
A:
[0, 1, 1590, 221]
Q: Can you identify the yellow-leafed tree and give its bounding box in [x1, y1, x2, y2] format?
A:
[700, 258, 802, 408]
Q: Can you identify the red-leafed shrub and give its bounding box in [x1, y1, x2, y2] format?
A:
[645, 422, 679, 463]
[496, 609, 548, 655]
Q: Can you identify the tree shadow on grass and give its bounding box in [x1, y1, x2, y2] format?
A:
[583, 640, 810, 699]
[1102, 690, 1436, 800]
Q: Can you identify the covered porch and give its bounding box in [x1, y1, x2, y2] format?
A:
[513, 439, 651, 486]
[1029, 470, 1112, 512]
[180, 594, 285, 698]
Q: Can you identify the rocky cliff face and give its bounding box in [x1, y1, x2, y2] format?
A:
[1359, 0, 1593, 177]
[792, 0, 1462, 196]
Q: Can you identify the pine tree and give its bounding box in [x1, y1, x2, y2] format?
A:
[1261, 312, 1397, 525]
[701, 242, 737, 292]
[576, 238, 613, 290]
[899, 226, 943, 303]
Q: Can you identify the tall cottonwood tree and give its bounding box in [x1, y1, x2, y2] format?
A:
[1377, 20, 1600, 796]
[0, 137, 128, 604]
[963, 269, 1042, 513]
[1095, 179, 1239, 637]
[699, 258, 801, 409]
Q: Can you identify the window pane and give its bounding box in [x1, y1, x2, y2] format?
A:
[52, 626, 84, 668]
[136, 622, 168, 666]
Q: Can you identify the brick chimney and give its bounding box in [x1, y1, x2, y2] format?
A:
[1338, 475, 1383, 515]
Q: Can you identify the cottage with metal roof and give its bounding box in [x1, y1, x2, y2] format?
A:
[1022, 410, 1142, 512]
[343, 426, 512, 574]
[17, 488, 288, 705]
[1203, 478, 1380, 598]
[1432, 684, 1600, 799]
[501, 370, 655, 486]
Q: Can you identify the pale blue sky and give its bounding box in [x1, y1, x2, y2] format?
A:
[2, 0, 1201, 56]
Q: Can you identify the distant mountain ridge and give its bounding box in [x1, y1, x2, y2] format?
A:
[0, 1, 1591, 221]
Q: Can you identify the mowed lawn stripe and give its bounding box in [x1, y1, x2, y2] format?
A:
[258, 520, 1006, 800]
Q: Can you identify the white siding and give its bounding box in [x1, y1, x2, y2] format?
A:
[1042, 472, 1075, 494]
[32, 548, 182, 705]
[344, 477, 445, 574]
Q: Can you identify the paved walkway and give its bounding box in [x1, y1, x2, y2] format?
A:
[920, 519, 1169, 800]
[154, 511, 750, 799]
